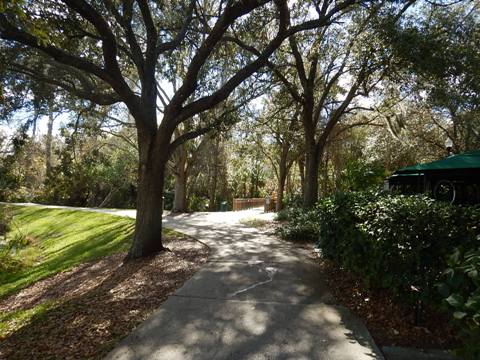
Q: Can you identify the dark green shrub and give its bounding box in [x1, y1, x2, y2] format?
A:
[338, 158, 386, 192]
[283, 194, 303, 209]
[276, 206, 298, 222]
[279, 192, 480, 305]
[439, 244, 480, 359]
[316, 191, 380, 265]
[275, 208, 290, 222]
[308, 192, 480, 355]
[358, 196, 478, 302]
[188, 194, 208, 212]
[163, 191, 174, 211]
[278, 191, 381, 243]
[277, 207, 321, 242]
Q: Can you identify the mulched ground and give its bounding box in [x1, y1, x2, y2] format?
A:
[0, 234, 209, 359]
[318, 258, 459, 350]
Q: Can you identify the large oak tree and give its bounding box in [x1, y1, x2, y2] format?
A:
[1, 0, 361, 257]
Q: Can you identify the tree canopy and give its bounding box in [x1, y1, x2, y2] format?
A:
[1, 0, 478, 258]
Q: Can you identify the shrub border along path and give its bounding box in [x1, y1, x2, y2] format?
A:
[279, 192, 480, 358]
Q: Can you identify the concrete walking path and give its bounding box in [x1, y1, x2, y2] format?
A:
[6, 203, 383, 359]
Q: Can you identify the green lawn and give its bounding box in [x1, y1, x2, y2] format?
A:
[0, 205, 135, 299]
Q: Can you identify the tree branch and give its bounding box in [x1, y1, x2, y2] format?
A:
[8, 62, 121, 105]
[223, 35, 303, 103]
[156, 0, 195, 56]
[167, 0, 271, 113]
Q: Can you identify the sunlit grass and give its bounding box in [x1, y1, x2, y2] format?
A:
[239, 217, 271, 228]
[0, 205, 187, 342]
[0, 205, 135, 299]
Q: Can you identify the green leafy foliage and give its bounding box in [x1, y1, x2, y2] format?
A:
[278, 191, 378, 243]
[0, 205, 12, 236]
[338, 158, 387, 192]
[357, 195, 478, 302]
[275, 208, 291, 222]
[281, 191, 480, 352]
[381, 2, 480, 153]
[41, 135, 137, 208]
[188, 194, 209, 212]
[439, 245, 480, 359]
[0, 205, 27, 273]
[0, 118, 139, 209]
[0, 129, 44, 202]
[277, 206, 322, 242]
[280, 192, 480, 305]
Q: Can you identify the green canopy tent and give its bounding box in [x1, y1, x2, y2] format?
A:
[388, 150, 480, 204]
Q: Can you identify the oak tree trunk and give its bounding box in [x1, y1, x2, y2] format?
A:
[276, 174, 286, 212]
[173, 170, 187, 212]
[45, 115, 54, 179]
[303, 140, 319, 208]
[298, 156, 305, 197]
[172, 142, 188, 212]
[276, 144, 289, 212]
[208, 141, 219, 211]
[127, 112, 170, 259]
[128, 154, 166, 258]
[302, 100, 319, 208]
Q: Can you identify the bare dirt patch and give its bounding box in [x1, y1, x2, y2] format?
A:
[0, 234, 209, 359]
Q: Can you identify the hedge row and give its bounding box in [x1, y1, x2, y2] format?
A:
[440, 246, 480, 359]
[279, 192, 480, 357]
[280, 192, 480, 300]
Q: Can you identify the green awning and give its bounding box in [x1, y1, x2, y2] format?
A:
[396, 150, 480, 174]
[390, 173, 425, 177]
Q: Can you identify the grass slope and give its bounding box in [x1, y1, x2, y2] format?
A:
[0, 206, 208, 357]
[0, 205, 135, 299]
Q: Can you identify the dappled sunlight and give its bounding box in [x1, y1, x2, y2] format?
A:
[0, 234, 209, 359]
[163, 216, 313, 263]
[241, 307, 269, 335]
[0, 254, 119, 313]
[6, 203, 137, 220]
[164, 207, 274, 227]
[107, 297, 380, 360]
[104, 209, 382, 359]
[174, 260, 334, 305]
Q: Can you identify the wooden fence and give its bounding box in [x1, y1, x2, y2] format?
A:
[232, 198, 265, 211]
[232, 197, 276, 212]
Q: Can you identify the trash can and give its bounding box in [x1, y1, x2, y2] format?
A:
[220, 201, 228, 212]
